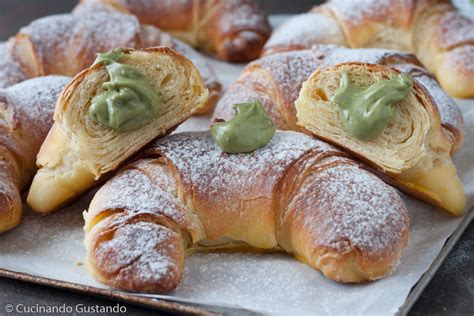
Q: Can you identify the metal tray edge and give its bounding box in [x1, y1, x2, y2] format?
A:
[397, 206, 474, 315]
[1, 207, 472, 316]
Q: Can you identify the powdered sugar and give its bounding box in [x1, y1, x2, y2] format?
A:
[19, 14, 76, 70]
[151, 131, 335, 243]
[0, 158, 17, 196]
[264, 12, 344, 50]
[152, 131, 329, 198]
[447, 45, 474, 72]
[327, 0, 395, 25]
[313, 44, 403, 66]
[150, 131, 406, 255]
[413, 73, 464, 134]
[94, 220, 181, 287]
[216, 45, 464, 147]
[258, 49, 322, 108]
[436, 10, 474, 49]
[212, 69, 288, 127]
[77, 11, 140, 53]
[6, 76, 69, 137]
[92, 164, 193, 231]
[0, 42, 26, 89]
[88, 131, 407, 291]
[19, 11, 140, 75]
[218, 0, 270, 35]
[292, 161, 407, 256]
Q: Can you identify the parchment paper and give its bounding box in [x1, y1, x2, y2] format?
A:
[0, 16, 472, 316]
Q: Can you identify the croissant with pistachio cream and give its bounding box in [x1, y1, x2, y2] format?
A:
[296, 62, 465, 216]
[27, 47, 208, 213]
[84, 130, 409, 292]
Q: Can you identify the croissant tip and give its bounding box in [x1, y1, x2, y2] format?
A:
[219, 31, 266, 62]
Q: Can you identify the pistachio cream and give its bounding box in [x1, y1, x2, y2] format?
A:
[330, 71, 413, 140]
[88, 47, 162, 132]
[210, 101, 276, 154]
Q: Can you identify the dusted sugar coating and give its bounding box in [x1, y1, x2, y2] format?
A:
[291, 163, 407, 257]
[295, 62, 465, 215]
[88, 160, 197, 234]
[76, 0, 272, 62]
[213, 45, 464, 154]
[262, 12, 346, 56]
[151, 131, 329, 246]
[261, 0, 474, 98]
[83, 131, 409, 292]
[0, 76, 70, 233]
[214, 49, 324, 130]
[280, 160, 409, 282]
[27, 47, 209, 214]
[4, 6, 220, 114]
[0, 42, 26, 88]
[15, 12, 140, 76]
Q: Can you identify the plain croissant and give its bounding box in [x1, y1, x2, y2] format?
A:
[75, 0, 272, 62]
[27, 47, 208, 213]
[261, 0, 474, 98]
[0, 76, 70, 233]
[1, 6, 221, 114]
[213, 45, 465, 216]
[84, 131, 409, 292]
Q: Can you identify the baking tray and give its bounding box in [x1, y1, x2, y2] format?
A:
[0, 268, 260, 315]
[397, 207, 473, 315]
[1, 14, 472, 316]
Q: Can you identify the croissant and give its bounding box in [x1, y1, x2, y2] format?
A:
[212, 45, 465, 216]
[3, 7, 220, 114]
[0, 42, 27, 89]
[261, 0, 474, 98]
[0, 76, 70, 233]
[83, 131, 409, 292]
[75, 0, 271, 62]
[27, 47, 208, 213]
[297, 62, 464, 216]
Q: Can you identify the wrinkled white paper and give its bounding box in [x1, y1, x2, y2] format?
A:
[0, 16, 472, 316]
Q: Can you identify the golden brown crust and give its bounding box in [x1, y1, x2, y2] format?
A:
[295, 62, 464, 215]
[0, 76, 70, 233]
[214, 47, 464, 214]
[84, 131, 409, 292]
[276, 155, 409, 282]
[87, 213, 186, 292]
[27, 47, 208, 214]
[78, 0, 271, 62]
[262, 0, 474, 98]
[4, 7, 220, 114]
[0, 150, 22, 233]
[213, 45, 464, 154]
[0, 41, 27, 88]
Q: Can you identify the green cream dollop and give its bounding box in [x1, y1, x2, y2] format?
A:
[211, 101, 276, 154]
[88, 47, 162, 132]
[330, 71, 413, 140]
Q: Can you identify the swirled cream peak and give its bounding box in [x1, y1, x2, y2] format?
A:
[210, 101, 276, 153]
[331, 71, 413, 140]
[89, 48, 162, 132]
